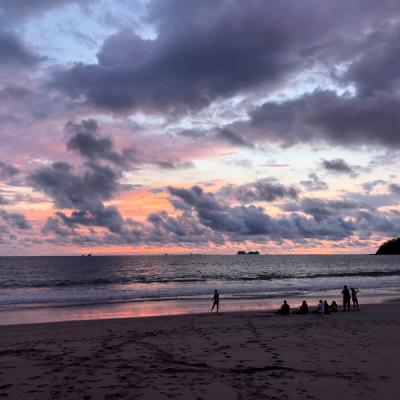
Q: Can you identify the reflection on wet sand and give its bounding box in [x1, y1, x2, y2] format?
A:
[0, 295, 392, 326]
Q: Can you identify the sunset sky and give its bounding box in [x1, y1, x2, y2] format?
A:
[1, 0, 400, 255]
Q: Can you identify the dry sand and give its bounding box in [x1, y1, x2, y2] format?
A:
[0, 303, 399, 399]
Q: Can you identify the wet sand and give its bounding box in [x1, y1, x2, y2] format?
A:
[0, 303, 399, 399]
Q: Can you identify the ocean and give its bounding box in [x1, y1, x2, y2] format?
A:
[0, 254, 399, 325]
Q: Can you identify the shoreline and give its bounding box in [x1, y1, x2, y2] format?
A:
[0, 300, 397, 329]
[0, 294, 397, 327]
[1, 303, 400, 399]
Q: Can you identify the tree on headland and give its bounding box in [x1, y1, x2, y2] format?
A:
[376, 238, 400, 254]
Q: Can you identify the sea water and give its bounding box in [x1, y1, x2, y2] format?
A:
[0, 254, 399, 324]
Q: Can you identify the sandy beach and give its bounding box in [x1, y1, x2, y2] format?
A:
[0, 303, 399, 399]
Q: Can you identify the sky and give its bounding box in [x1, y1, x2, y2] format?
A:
[0, 0, 400, 255]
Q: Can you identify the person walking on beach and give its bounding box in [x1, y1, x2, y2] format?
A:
[211, 289, 219, 312]
[351, 288, 360, 311]
[342, 285, 351, 311]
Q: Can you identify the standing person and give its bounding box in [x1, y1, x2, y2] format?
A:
[342, 285, 351, 311]
[351, 288, 360, 311]
[211, 289, 219, 312]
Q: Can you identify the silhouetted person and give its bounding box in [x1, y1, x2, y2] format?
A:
[342, 285, 351, 311]
[276, 300, 290, 315]
[351, 288, 360, 311]
[329, 301, 338, 312]
[297, 300, 309, 314]
[211, 289, 219, 312]
[324, 300, 330, 314]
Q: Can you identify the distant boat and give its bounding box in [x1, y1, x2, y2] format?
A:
[236, 251, 260, 255]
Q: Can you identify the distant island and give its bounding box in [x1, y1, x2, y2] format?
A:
[376, 238, 400, 254]
[237, 251, 260, 255]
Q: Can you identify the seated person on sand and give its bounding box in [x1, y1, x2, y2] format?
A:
[313, 299, 324, 313]
[329, 301, 338, 312]
[324, 300, 330, 314]
[296, 300, 309, 314]
[276, 300, 290, 315]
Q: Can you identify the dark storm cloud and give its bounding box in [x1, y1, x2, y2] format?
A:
[346, 192, 400, 210]
[205, 9, 400, 149]
[146, 210, 223, 245]
[43, 208, 224, 247]
[97, 29, 153, 67]
[0, 85, 32, 100]
[215, 128, 254, 149]
[29, 161, 121, 210]
[50, 0, 395, 113]
[0, 209, 30, 229]
[300, 173, 328, 192]
[30, 160, 130, 234]
[236, 90, 400, 148]
[355, 210, 400, 238]
[321, 159, 354, 174]
[0, 31, 39, 66]
[220, 10, 400, 150]
[43, 216, 75, 237]
[30, 116, 199, 239]
[361, 180, 386, 193]
[0, 195, 9, 205]
[0, 162, 19, 180]
[167, 185, 357, 240]
[65, 119, 140, 168]
[154, 160, 194, 170]
[342, 23, 400, 97]
[389, 183, 400, 195]
[40, 177, 400, 246]
[169, 184, 400, 242]
[65, 119, 192, 170]
[168, 185, 276, 236]
[297, 198, 367, 222]
[168, 186, 223, 211]
[56, 206, 125, 234]
[219, 179, 299, 203]
[0, 0, 93, 25]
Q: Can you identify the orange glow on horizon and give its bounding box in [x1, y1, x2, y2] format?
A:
[112, 188, 173, 221]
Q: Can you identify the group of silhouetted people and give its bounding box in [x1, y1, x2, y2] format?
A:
[211, 285, 360, 314]
[342, 285, 360, 311]
[276, 299, 338, 315]
[276, 285, 360, 315]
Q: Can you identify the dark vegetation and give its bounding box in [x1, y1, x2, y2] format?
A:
[376, 238, 400, 254]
